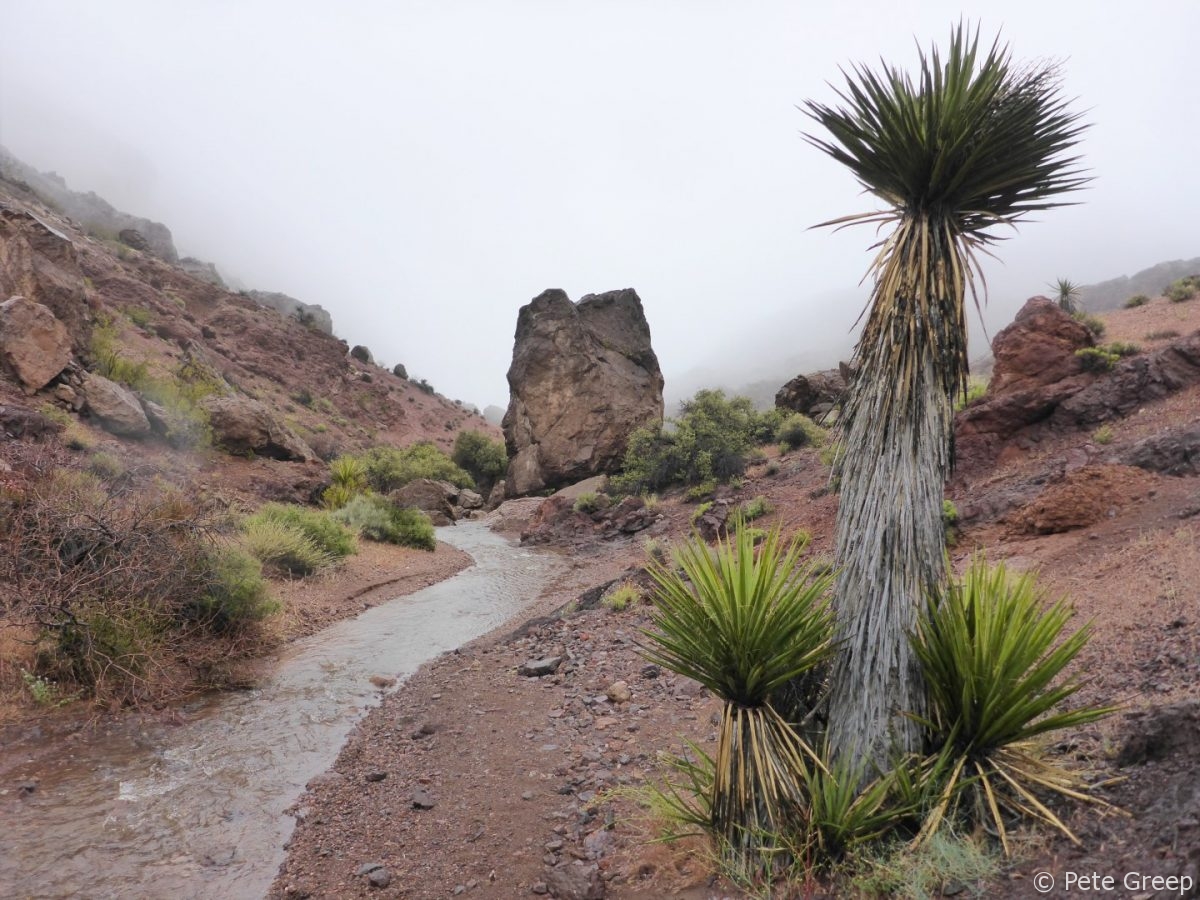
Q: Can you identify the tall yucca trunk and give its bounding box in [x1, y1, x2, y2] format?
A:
[827, 215, 965, 769]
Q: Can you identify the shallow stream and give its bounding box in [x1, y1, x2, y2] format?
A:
[0, 522, 562, 899]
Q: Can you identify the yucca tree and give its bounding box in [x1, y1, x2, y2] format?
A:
[803, 25, 1089, 771]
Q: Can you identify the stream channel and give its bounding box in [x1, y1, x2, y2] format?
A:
[0, 521, 564, 899]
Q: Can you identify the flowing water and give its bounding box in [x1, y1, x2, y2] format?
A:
[0, 522, 562, 900]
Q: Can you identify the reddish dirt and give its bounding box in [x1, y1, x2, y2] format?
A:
[270, 325, 1200, 897]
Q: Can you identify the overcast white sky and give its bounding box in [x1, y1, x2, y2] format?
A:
[1, 2, 1197, 409]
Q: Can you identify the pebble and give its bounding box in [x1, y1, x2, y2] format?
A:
[411, 789, 437, 809]
[604, 681, 631, 703]
[369, 674, 397, 689]
[365, 772, 387, 782]
[519, 657, 564, 677]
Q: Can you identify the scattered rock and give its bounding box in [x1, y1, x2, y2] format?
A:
[411, 789, 436, 810]
[775, 366, 847, 422]
[1117, 423, 1200, 476]
[544, 862, 605, 900]
[201, 395, 315, 461]
[245, 290, 333, 334]
[1118, 700, 1200, 767]
[392, 363, 407, 379]
[1014, 465, 1157, 534]
[80, 371, 152, 437]
[365, 772, 387, 783]
[458, 488, 484, 510]
[117, 228, 150, 251]
[391, 478, 458, 526]
[0, 202, 92, 344]
[604, 681, 631, 704]
[502, 288, 664, 496]
[177, 257, 226, 287]
[350, 345, 373, 365]
[355, 862, 391, 888]
[0, 296, 72, 392]
[519, 657, 563, 678]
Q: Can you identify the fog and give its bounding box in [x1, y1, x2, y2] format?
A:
[2, 2, 1197, 410]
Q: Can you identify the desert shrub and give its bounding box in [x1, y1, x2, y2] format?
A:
[126, 306, 153, 328]
[685, 480, 717, 503]
[775, 412, 826, 450]
[954, 376, 989, 411]
[1102, 341, 1141, 357]
[415, 377, 435, 394]
[602, 582, 642, 611]
[1071, 310, 1106, 338]
[1123, 293, 1150, 308]
[941, 499, 959, 545]
[240, 518, 334, 576]
[356, 443, 473, 493]
[740, 495, 773, 522]
[641, 493, 661, 513]
[690, 500, 713, 524]
[0, 471, 256, 704]
[611, 390, 763, 495]
[751, 407, 788, 444]
[1075, 346, 1119, 372]
[573, 491, 605, 514]
[330, 494, 436, 550]
[1092, 424, 1114, 445]
[765, 460, 781, 476]
[819, 441, 845, 469]
[1145, 329, 1181, 341]
[1165, 276, 1199, 302]
[243, 503, 356, 562]
[912, 557, 1114, 853]
[87, 451, 125, 480]
[191, 547, 277, 633]
[451, 430, 507, 494]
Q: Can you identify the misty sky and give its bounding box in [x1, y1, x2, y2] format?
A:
[2, 2, 1197, 409]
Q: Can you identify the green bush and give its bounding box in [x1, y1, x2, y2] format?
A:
[611, 390, 766, 495]
[1165, 276, 1199, 302]
[240, 518, 335, 576]
[192, 547, 278, 632]
[911, 557, 1114, 853]
[247, 503, 357, 559]
[87, 451, 125, 480]
[1123, 293, 1150, 308]
[953, 376, 988, 412]
[1075, 346, 1119, 372]
[451, 430, 507, 494]
[1071, 311, 1106, 338]
[1092, 424, 1114, 445]
[1102, 341, 1141, 357]
[602, 582, 641, 611]
[330, 494, 436, 550]
[775, 413, 826, 450]
[740, 495, 773, 522]
[356, 443, 473, 493]
[572, 491, 606, 514]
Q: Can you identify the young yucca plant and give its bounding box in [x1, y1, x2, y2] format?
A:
[642, 526, 837, 877]
[1050, 278, 1082, 314]
[911, 557, 1115, 854]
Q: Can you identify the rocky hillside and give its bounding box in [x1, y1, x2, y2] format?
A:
[0, 154, 497, 507]
[1079, 256, 1200, 312]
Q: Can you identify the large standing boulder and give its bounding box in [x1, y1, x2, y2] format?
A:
[0, 296, 72, 392]
[200, 395, 315, 461]
[80, 372, 152, 437]
[502, 288, 664, 496]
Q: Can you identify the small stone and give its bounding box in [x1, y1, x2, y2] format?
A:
[356, 862, 383, 876]
[593, 717, 619, 731]
[453, 886, 466, 896]
[365, 771, 387, 782]
[410, 722, 437, 739]
[412, 789, 436, 809]
[639, 664, 660, 679]
[522, 790, 534, 801]
[531, 883, 549, 895]
[369, 674, 397, 689]
[519, 657, 563, 677]
[604, 681, 631, 704]
[367, 868, 391, 888]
